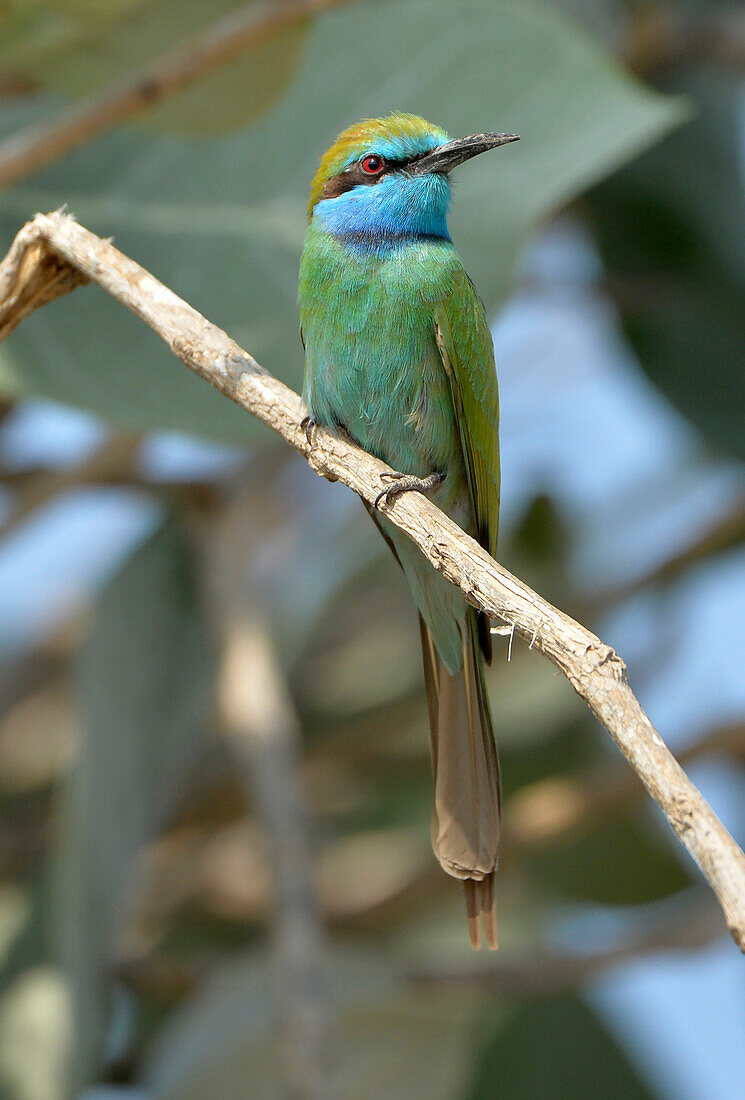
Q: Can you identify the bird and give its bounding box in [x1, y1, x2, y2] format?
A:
[299, 113, 518, 948]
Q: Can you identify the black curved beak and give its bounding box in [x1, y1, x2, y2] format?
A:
[410, 132, 520, 175]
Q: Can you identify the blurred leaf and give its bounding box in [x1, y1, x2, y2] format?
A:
[141, 25, 308, 137]
[215, 456, 388, 668]
[505, 492, 575, 607]
[0, 0, 309, 136]
[528, 808, 693, 906]
[586, 71, 745, 460]
[146, 947, 481, 1099]
[60, 517, 216, 1085]
[500, 713, 600, 798]
[331, 986, 478, 1100]
[0, 2, 148, 94]
[0, 888, 30, 977]
[0, 7, 83, 72]
[511, 493, 569, 564]
[0, 0, 683, 439]
[469, 993, 655, 1099]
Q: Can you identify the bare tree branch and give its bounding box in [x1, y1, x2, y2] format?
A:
[1, 210, 744, 952]
[0, 0, 353, 190]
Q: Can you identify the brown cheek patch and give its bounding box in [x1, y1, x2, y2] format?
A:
[321, 164, 380, 201]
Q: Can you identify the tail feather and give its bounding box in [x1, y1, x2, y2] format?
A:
[419, 614, 501, 949]
[463, 878, 498, 950]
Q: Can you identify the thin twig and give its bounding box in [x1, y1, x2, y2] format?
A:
[0, 0, 353, 190]
[0, 210, 744, 952]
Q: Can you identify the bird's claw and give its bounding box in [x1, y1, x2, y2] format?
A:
[300, 415, 316, 446]
[374, 470, 445, 510]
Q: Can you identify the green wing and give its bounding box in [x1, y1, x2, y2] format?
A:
[434, 267, 500, 561]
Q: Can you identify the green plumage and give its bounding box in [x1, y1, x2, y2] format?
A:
[299, 113, 510, 948]
[300, 225, 499, 673]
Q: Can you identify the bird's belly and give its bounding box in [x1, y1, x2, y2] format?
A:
[306, 325, 461, 484]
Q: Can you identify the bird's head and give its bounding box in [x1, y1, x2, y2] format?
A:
[307, 112, 518, 243]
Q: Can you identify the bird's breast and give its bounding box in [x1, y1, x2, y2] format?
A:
[299, 233, 463, 481]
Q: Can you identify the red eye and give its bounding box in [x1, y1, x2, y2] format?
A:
[361, 154, 384, 175]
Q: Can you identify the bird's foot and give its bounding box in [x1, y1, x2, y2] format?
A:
[374, 469, 445, 510]
[300, 415, 316, 446]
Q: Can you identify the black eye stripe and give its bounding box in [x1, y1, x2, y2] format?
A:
[320, 148, 438, 202]
[358, 154, 425, 172]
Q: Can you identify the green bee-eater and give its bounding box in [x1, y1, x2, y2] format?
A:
[299, 113, 518, 948]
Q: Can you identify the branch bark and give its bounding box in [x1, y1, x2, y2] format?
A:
[0, 0, 353, 190]
[1, 210, 744, 952]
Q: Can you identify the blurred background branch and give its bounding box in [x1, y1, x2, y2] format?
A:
[412, 892, 723, 992]
[0, 433, 138, 540]
[219, 617, 327, 1098]
[216, 511, 328, 1100]
[0, 0, 354, 190]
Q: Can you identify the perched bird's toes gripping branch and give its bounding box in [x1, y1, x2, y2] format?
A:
[1, 208, 745, 952]
[300, 415, 316, 446]
[374, 470, 446, 510]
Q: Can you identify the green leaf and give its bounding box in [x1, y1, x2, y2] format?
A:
[586, 72, 745, 461]
[0, 0, 684, 440]
[527, 808, 693, 906]
[59, 517, 216, 1085]
[469, 994, 656, 1099]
